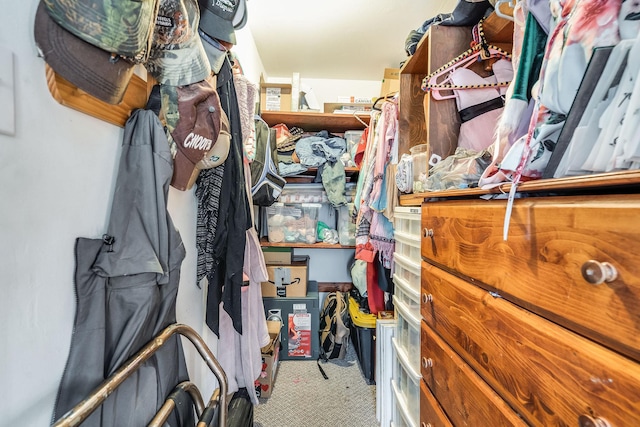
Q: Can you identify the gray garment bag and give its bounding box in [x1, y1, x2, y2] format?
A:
[52, 109, 193, 426]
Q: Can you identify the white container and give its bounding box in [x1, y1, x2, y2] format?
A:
[337, 203, 356, 246]
[393, 337, 421, 426]
[393, 274, 420, 313]
[394, 231, 421, 263]
[393, 206, 421, 238]
[266, 203, 320, 244]
[393, 297, 421, 373]
[344, 130, 364, 153]
[393, 252, 421, 293]
[410, 144, 428, 193]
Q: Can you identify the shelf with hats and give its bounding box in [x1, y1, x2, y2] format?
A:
[44, 65, 154, 128]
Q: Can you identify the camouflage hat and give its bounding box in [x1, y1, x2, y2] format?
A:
[160, 76, 230, 191]
[146, 0, 211, 87]
[42, 0, 159, 63]
[34, 1, 135, 105]
[199, 0, 240, 45]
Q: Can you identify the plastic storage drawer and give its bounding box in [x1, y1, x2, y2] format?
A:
[392, 273, 420, 313]
[393, 206, 421, 238]
[393, 296, 421, 373]
[393, 337, 421, 426]
[394, 230, 421, 263]
[391, 378, 417, 427]
[392, 252, 421, 293]
[348, 296, 377, 384]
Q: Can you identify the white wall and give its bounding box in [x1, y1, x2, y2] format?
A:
[0, 4, 362, 425]
[0, 3, 261, 426]
[266, 75, 382, 109]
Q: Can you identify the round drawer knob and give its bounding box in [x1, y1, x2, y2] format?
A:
[422, 357, 433, 368]
[581, 260, 618, 285]
[423, 228, 434, 238]
[578, 415, 611, 427]
[422, 293, 433, 304]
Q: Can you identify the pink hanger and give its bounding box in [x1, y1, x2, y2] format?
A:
[421, 43, 512, 100]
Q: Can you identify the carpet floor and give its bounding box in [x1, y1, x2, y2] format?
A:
[253, 343, 379, 427]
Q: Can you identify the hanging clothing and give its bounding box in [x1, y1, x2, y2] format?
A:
[197, 55, 253, 337]
[216, 159, 270, 405]
[52, 109, 193, 427]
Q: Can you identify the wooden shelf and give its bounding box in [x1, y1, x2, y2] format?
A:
[260, 237, 355, 249]
[260, 111, 369, 133]
[399, 170, 640, 206]
[45, 64, 152, 127]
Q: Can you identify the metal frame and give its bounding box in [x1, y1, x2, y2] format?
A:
[52, 323, 228, 427]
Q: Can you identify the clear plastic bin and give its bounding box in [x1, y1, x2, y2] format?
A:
[337, 203, 356, 246]
[344, 130, 364, 154]
[266, 203, 320, 244]
[410, 144, 428, 193]
[393, 298, 421, 373]
[394, 231, 421, 263]
[392, 253, 421, 293]
[392, 340, 421, 426]
[391, 379, 413, 427]
[393, 207, 421, 238]
[392, 274, 420, 313]
[278, 184, 328, 204]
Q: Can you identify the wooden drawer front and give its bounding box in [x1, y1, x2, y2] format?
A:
[422, 262, 640, 427]
[421, 378, 453, 427]
[420, 195, 640, 361]
[421, 322, 527, 427]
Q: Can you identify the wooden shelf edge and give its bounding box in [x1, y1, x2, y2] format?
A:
[260, 237, 355, 249]
[399, 170, 640, 205]
[260, 111, 369, 133]
[45, 64, 149, 128]
[318, 282, 354, 293]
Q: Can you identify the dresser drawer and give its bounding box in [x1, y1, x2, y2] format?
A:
[421, 322, 527, 427]
[422, 262, 640, 427]
[421, 195, 640, 361]
[420, 379, 453, 427]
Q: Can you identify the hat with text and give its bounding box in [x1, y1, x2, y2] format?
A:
[42, 0, 159, 62]
[161, 76, 230, 190]
[146, 0, 212, 86]
[34, 1, 135, 105]
[199, 0, 241, 45]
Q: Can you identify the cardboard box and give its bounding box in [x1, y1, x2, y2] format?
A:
[261, 247, 292, 265]
[380, 68, 400, 97]
[261, 255, 309, 297]
[260, 75, 292, 112]
[256, 320, 281, 399]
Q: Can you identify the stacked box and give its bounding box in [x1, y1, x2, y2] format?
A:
[261, 255, 309, 298]
[256, 320, 281, 399]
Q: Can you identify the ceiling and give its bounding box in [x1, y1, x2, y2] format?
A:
[245, 0, 458, 81]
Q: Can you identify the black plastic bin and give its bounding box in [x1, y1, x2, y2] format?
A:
[348, 296, 376, 384]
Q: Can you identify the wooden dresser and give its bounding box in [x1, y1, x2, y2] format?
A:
[396, 10, 640, 426]
[411, 179, 640, 427]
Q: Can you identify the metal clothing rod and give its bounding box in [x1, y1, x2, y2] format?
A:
[52, 323, 228, 427]
[148, 381, 207, 427]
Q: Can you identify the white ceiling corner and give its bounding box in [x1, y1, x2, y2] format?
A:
[246, 0, 458, 81]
